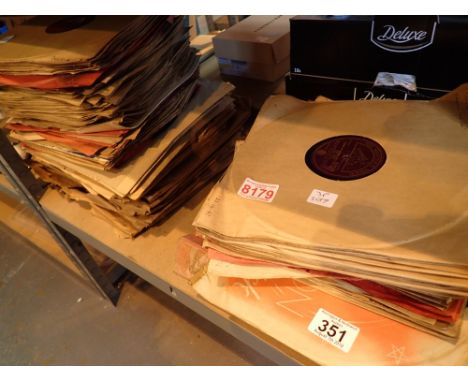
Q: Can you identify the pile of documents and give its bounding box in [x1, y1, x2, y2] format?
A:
[193, 89, 468, 340]
[0, 16, 249, 237]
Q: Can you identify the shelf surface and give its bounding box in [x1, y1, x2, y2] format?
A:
[0, 173, 308, 365]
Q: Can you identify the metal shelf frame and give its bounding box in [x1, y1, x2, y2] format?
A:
[0, 129, 122, 305]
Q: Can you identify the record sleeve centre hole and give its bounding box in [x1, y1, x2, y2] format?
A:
[305, 135, 387, 181]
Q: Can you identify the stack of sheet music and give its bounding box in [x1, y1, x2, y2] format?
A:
[193, 89, 468, 340]
[0, 16, 250, 237]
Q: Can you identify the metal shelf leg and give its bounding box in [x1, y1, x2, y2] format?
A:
[0, 129, 121, 305]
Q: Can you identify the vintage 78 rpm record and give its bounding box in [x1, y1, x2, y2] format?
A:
[305, 135, 387, 181]
[195, 88, 468, 268]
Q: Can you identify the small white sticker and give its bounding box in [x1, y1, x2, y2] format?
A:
[307, 189, 338, 208]
[308, 308, 360, 353]
[237, 177, 279, 203]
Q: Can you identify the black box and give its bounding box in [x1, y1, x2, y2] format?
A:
[287, 16, 468, 100]
[285, 73, 446, 101]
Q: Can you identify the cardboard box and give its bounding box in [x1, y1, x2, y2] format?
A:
[287, 16, 468, 100]
[213, 15, 291, 82]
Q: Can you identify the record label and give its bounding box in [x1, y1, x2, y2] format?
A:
[305, 135, 386, 181]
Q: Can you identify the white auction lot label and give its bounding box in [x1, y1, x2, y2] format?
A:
[237, 177, 279, 203]
[308, 308, 360, 353]
[307, 189, 339, 208]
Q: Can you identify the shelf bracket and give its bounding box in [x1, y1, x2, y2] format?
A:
[0, 129, 122, 305]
